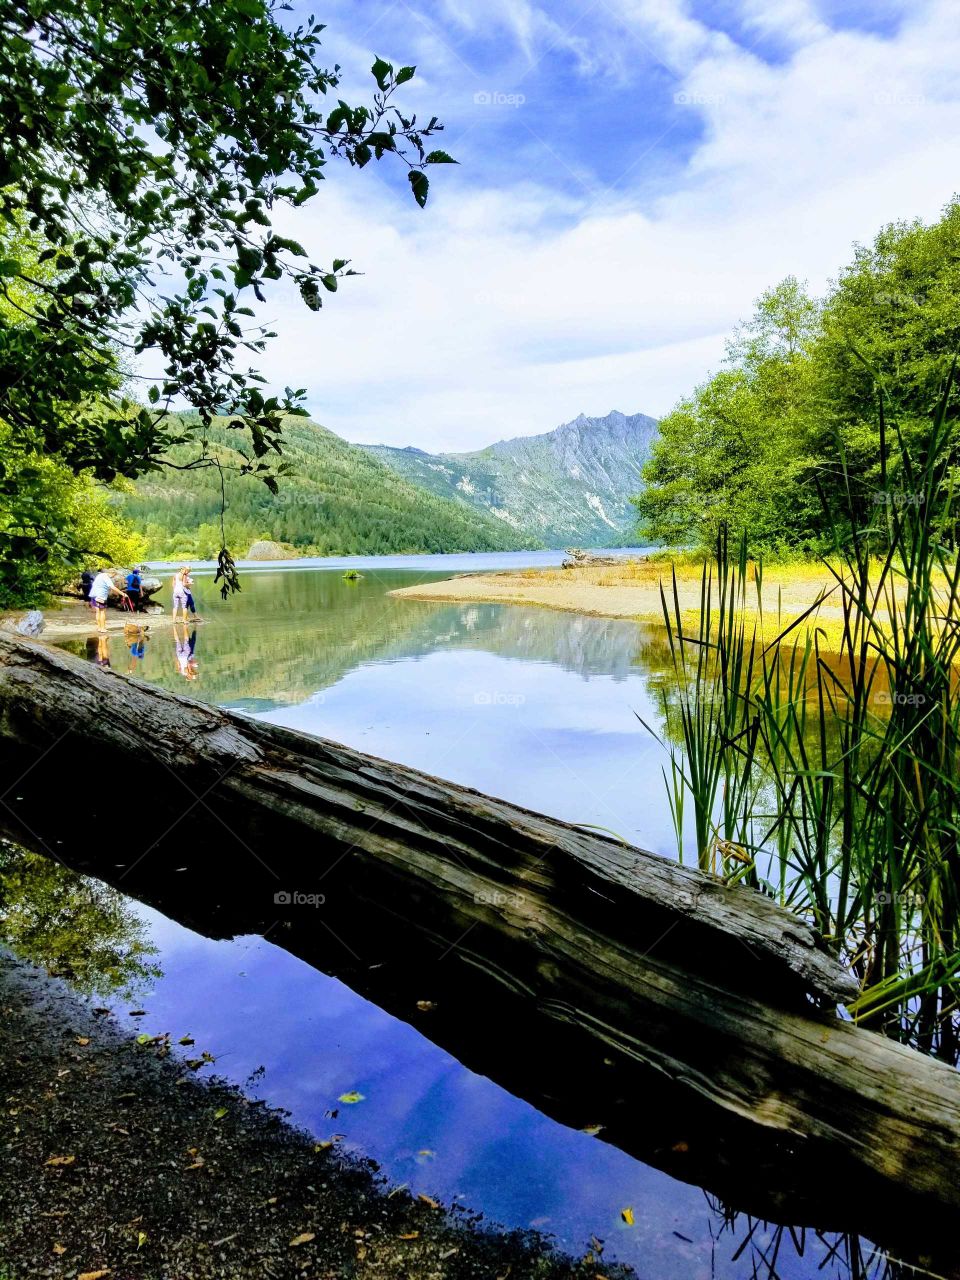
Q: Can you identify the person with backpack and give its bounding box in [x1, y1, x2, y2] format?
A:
[125, 567, 143, 611]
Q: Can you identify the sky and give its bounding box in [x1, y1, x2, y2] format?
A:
[245, 0, 960, 451]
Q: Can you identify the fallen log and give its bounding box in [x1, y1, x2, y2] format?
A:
[0, 634, 958, 1268]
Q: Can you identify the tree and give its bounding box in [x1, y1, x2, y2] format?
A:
[0, 223, 144, 605]
[0, 0, 452, 594]
[635, 278, 822, 555]
[807, 198, 960, 527]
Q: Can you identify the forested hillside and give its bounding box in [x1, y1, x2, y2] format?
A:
[121, 417, 542, 560]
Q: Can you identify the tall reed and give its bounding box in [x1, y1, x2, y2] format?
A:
[647, 366, 960, 1057]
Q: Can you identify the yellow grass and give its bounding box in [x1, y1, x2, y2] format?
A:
[390, 556, 944, 653]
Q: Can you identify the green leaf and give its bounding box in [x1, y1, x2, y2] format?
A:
[371, 57, 393, 91]
[396, 66, 416, 85]
[271, 236, 308, 257]
[408, 170, 429, 208]
[425, 150, 457, 165]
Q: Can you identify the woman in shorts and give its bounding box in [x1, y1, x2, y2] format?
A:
[171, 566, 191, 623]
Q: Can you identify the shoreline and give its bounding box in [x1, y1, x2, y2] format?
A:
[0, 947, 631, 1279]
[1, 600, 191, 640]
[388, 559, 851, 641]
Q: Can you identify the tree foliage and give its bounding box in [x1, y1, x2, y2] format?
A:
[635, 278, 823, 555]
[0, 0, 450, 598]
[636, 201, 960, 556]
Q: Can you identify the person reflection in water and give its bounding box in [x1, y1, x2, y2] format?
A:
[173, 623, 199, 681]
[85, 633, 112, 669]
[125, 622, 148, 674]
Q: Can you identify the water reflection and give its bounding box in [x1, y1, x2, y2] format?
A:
[0, 842, 160, 997]
[0, 842, 947, 1280]
[42, 568, 956, 1279]
[173, 624, 199, 682]
[59, 569, 669, 709]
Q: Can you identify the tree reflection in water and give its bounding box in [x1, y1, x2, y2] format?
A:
[0, 841, 160, 997]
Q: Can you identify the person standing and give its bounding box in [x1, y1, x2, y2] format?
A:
[88, 568, 127, 632]
[171, 566, 190, 623]
[125, 566, 143, 611]
[182, 566, 202, 622]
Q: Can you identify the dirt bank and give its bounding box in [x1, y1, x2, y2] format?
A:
[0, 949, 631, 1280]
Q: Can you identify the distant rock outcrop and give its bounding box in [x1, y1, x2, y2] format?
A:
[360, 410, 659, 548]
[246, 540, 299, 561]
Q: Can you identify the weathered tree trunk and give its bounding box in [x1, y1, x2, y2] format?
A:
[0, 634, 958, 1266]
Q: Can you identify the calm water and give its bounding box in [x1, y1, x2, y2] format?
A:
[39, 564, 908, 1277]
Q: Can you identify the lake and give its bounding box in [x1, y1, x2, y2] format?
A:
[28, 558, 922, 1277]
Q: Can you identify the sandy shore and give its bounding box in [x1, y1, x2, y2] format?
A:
[390, 559, 848, 640]
[1, 600, 186, 640]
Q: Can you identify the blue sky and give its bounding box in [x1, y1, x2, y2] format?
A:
[249, 0, 960, 451]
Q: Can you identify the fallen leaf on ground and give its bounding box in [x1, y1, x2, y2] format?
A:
[418, 1194, 440, 1209]
[621, 1207, 635, 1226]
[289, 1232, 316, 1247]
[45, 1154, 75, 1167]
[75, 1037, 90, 1046]
[398, 1232, 419, 1240]
[78, 1271, 111, 1280]
[338, 1090, 364, 1104]
[415, 1000, 436, 1012]
[213, 1107, 228, 1120]
[52, 1244, 66, 1255]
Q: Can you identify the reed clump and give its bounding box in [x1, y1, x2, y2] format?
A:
[644, 367, 960, 1059]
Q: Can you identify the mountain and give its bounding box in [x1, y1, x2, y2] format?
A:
[121, 417, 542, 561]
[360, 410, 659, 547]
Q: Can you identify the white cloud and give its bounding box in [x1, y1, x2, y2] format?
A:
[208, 0, 960, 452]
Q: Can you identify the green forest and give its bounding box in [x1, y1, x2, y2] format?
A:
[121, 415, 541, 560]
[635, 198, 960, 558]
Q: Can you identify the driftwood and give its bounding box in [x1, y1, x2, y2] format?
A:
[0, 635, 958, 1266]
[561, 547, 635, 568]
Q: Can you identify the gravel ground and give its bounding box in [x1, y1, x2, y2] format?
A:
[0, 951, 633, 1280]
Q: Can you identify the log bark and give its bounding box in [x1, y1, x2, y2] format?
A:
[0, 634, 958, 1265]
